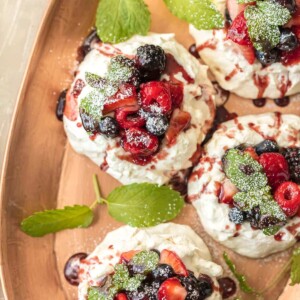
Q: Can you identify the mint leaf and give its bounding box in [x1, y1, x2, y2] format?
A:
[106, 183, 184, 227]
[95, 0, 151, 44]
[223, 252, 255, 294]
[21, 205, 93, 237]
[163, 0, 224, 30]
[291, 247, 300, 286]
[131, 250, 160, 273]
[85, 72, 107, 89]
[263, 225, 281, 236]
[87, 287, 107, 300]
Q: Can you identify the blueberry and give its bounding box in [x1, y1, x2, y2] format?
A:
[152, 264, 174, 281]
[99, 116, 119, 138]
[197, 275, 213, 299]
[255, 49, 280, 66]
[136, 44, 166, 81]
[255, 140, 279, 155]
[79, 108, 99, 133]
[228, 207, 245, 224]
[273, 0, 296, 13]
[146, 115, 169, 136]
[278, 29, 298, 52]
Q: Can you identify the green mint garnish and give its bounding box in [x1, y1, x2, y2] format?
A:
[263, 225, 281, 236]
[20, 205, 93, 237]
[245, 0, 291, 51]
[87, 287, 108, 300]
[20, 176, 184, 237]
[291, 247, 300, 286]
[95, 0, 151, 44]
[163, 0, 224, 30]
[131, 250, 160, 273]
[85, 72, 107, 89]
[237, 0, 254, 3]
[223, 149, 267, 192]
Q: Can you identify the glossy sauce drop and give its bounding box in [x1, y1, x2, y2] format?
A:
[252, 98, 266, 107]
[188, 43, 200, 59]
[218, 277, 237, 299]
[77, 29, 101, 62]
[64, 252, 88, 286]
[274, 97, 290, 107]
[56, 90, 67, 121]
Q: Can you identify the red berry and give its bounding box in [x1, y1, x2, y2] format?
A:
[219, 179, 239, 205]
[160, 249, 188, 277]
[244, 147, 259, 161]
[140, 81, 172, 114]
[72, 78, 86, 97]
[274, 181, 300, 217]
[169, 82, 184, 109]
[227, 11, 252, 46]
[122, 127, 159, 156]
[281, 45, 300, 66]
[157, 277, 187, 300]
[115, 293, 128, 300]
[259, 153, 290, 190]
[115, 105, 146, 129]
[119, 250, 140, 264]
[237, 44, 256, 64]
[103, 84, 138, 114]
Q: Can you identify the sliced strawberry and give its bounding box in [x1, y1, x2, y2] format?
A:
[274, 181, 300, 217]
[157, 277, 187, 300]
[103, 84, 138, 114]
[259, 153, 290, 191]
[281, 45, 300, 66]
[226, 0, 249, 20]
[119, 250, 140, 264]
[115, 293, 128, 300]
[237, 44, 256, 64]
[287, 6, 300, 27]
[169, 82, 184, 109]
[160, 249, 188, 276]
[115, 105, 146, 129]
[165, 109, 191, 146]
[244, 147, 259, 161]
[219, 178, 239, 205]
[227, 11, 252, 46]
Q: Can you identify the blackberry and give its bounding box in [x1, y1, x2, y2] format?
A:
[99, 116, 119, 138]
[278, 29, 298, 52]
[79, 108, 99, 133]
[145, 115, 169, 136]
[283, 148, 300, 184]
[255, 139, 279, 155]
[255, 49, 280, 66]
[151, 264, 174, 281]
[228, 207, 245, 224]
[136, 44, 166, 81]
[197, 275, 213, 299]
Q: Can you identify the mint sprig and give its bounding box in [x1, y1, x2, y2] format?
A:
[20, 175, 184, 237]
[291, 247, 300, 286]
[163, 0, 224, 30]
[95, 0, 151, 43]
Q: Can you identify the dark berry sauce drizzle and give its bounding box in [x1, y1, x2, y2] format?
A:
[77, 29, 100, 62]
[56, 90, 67, 121]
[64, 252, 88, 286]
[218, 277, 237, 299]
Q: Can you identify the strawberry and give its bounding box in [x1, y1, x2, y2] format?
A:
[219, 178, 239, 205]
[122, 127, 159, 156]
[115, 293, 128, 300]
[226, 0, 249, 20]
[157, 278, 187, 300]
[160, 249, 188, 276]
[274, 181, 300, 217]
[287, 6, 300, 27]
[236, 44, 256, 64]
[165, 109, 191, 146]
[140, 81, 172, 114]
[259, 153, 290, 190]
[103, 84, 138, 114]
[169, 82, 184, 109]
[227, 11, 252, 46]
[115, 105, 146, 129]
[244, 147, 259, 161]
[119, 250, 140, 264]
[292, 25, 300, 39]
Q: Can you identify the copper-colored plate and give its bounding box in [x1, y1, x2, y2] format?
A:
[1, 0, 300, 299]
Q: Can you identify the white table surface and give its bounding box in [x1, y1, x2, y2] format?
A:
[0, 0, 50, 298]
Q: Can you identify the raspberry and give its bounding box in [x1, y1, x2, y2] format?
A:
[115, 105, 146, 129]
[283, 147, 300, 184]
[259, 153, 290, 190]
[227, 11, 252, 46]
[274, 181, 300, 217]
[122, 127, 159, 156]
[139, 81, 172, 115]
[169, 82, 184, 108]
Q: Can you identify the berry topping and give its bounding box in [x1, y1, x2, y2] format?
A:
[120, 250, 141, 264]
[152, 264, 175, 282]
[130, 250, 160, 274]
[72, 78, 86, 97]
[79, 108, 99, 133]
[56, 89, 67, 121]
[160, 249, 188, 277]
[122, 127, 159, 156]
[228, 207, 246, 224]
[283, 147, 300, 184]
[217, 277, 237, 299]
[115, 293, 128, 300]
[165, 109, 191, 146]
[140, 81, 172, 115]
[103, 84, 138, 114]
[99, 116, 120, 138]
[281, 44, 300, 66]
[115, 105, 146, 129]
[146, 115, 169, 136]
[278, 28, 298, 51]
[219, 179, 239, 205]
[259, 152, 290, 190]
[157, 277, 187, 300]
[169, 83, 184, 109]
[107, 55, 140, 87]
[255, 49, 280, 66]
[255, 140, 279, 155]
[274, 181, 300, 217]
[64, 252, 87, 286]
[227, 11, 252, 46]
[197, 275, 214, 299]
[136, 44, 166, 81]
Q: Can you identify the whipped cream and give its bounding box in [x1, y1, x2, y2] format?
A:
[189, 1, 300, 99]
[64, 33, 216, 185]
[78, 223, 223, 300]
[188, 113, 300, 258]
